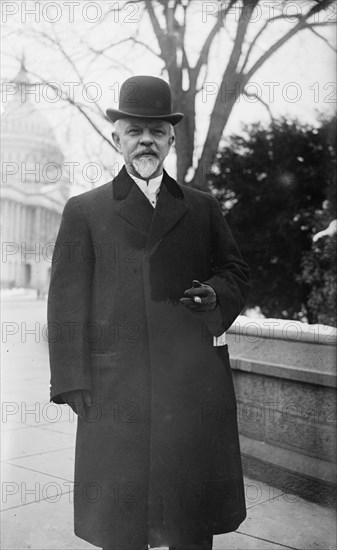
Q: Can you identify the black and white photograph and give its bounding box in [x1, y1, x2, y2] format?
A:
[1, 1, 336, 549]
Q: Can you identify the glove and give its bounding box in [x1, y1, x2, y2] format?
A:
[180, 279, 217, 312]
[60, 390, 92, 419]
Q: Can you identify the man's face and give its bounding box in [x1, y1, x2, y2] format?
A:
[113, 118, 174, 179]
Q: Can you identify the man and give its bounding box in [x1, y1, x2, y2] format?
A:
[48, 75, 249, 550]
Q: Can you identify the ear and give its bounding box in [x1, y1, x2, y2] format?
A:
[168, 134, 175, 147]
[112, 131, 122, 151]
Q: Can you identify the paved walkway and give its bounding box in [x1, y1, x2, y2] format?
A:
[1, 296, 336, 550]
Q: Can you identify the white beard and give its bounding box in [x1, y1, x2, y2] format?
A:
[132, 156, 160, 179]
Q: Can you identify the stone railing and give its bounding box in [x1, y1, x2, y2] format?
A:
[227, 316, 337, 492]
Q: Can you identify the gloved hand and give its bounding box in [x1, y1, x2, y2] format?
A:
[180, 280, 217, 312]
[60, 390, 92, 418]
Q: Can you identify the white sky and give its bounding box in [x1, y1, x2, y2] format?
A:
[1, 0, 336, 192]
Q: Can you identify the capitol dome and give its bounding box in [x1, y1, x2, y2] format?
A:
[1, 64, 65, 184]
[1, 62, 70, 291]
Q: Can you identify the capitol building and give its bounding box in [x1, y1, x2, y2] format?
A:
[1, 64, 70, 292]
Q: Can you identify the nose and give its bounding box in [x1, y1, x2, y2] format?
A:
[139, 129, 153, 146]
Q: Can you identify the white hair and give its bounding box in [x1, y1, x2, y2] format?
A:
[112, 119, 122, 136]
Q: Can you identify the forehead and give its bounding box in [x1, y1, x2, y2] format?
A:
[119, 118, 169, 130]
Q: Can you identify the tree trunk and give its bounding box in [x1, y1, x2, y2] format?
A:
[191, 73, 247, 190]
[174, 88, 196, 183]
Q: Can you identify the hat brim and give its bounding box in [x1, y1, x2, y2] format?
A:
[106, 108, 184, 126]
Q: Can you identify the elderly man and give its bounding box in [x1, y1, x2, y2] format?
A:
[48, 76, 249, 550]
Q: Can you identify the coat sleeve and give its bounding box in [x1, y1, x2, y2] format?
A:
[48, 197, 94, 404]
[203, 195, 250, 335]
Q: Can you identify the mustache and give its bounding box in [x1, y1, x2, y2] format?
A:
[135, 149, 158, 157]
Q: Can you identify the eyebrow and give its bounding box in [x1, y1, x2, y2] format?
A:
[125, 123, 167, 130]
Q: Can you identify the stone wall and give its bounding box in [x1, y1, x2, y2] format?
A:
[226, 317, 336, 490]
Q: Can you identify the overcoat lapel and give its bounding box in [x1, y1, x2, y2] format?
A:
[145, 170, 187, 256]
[113, 166, 188, 254]
[113, 167, 154, 235]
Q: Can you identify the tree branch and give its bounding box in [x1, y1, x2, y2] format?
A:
[191, 0, 237, 86]
[306, 24, 337, 52]
[180, 0, 190, 74]
[193, 1, 260, 186]
[25, 28, 110, 119]
[227, 1, 259, 77]
[242, 90, 275, 122]
[89, 37, 161, 59]
[144, 0, 167, 58]
[240, 14, 286, 74]
[241, 0, 335, 75]
[18, 63, 116, 151]
[245, 1, 335, 81]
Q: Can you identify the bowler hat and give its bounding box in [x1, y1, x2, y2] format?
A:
[106, 75, 184, 126]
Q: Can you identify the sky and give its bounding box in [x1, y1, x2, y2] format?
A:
[1, 0, 336, 192]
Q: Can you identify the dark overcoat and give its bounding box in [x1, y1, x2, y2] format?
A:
[48, 166, 249, 549]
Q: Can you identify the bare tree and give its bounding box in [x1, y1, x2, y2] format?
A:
[5, 0, 336, 189]
[139, 0, 336, 187]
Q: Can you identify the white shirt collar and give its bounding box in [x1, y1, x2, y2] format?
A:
[127, 171, 163, 208]
[127, 171, 163, 190]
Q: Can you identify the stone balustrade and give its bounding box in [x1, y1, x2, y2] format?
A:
[227, 316, 336, 501]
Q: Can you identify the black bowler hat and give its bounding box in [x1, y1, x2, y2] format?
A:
[106, 75, 184, 126]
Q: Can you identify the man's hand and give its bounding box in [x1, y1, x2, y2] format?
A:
[60, 390, 92, 418]
[180, 280, 217, 311]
